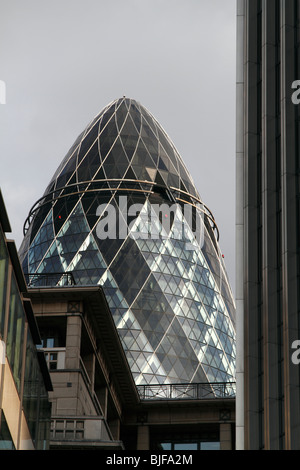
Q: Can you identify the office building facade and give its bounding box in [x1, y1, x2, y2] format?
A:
[29, 285, 140, 450]
[28, 285, 235, 450]
[236, 0, 300, 450]
[0, 190, 52, 450]
[19, 97, 236, 390]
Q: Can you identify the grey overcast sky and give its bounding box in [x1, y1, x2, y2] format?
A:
[0, 0, 237, 290]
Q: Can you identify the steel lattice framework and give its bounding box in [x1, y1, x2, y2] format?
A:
[19, 97, 236, 386]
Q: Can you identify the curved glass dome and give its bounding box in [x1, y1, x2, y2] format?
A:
[19, 97, 236, 386]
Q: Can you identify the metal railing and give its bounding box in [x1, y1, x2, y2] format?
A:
[137, 382, 236, 401]
[26, 272, 76, 287]
[23, 179, 219, 241]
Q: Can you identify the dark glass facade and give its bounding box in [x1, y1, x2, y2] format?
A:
[236, 0, 300, 450]
[0, 202, 52, 450]
[19, 97, 236, 387]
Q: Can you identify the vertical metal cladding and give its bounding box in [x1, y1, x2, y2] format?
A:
[19, 97, 236, 386]
[237, 0, 300, 450]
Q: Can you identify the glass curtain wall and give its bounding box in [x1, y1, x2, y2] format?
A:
[19, 97, 236, 388]
[0, 226, 51, 449]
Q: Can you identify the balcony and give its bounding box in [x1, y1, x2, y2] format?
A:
[26, 272, 75, 287]
[137, 382, 236, 401]
[50, 416, 124, 449]
[40, 348, 124, 449]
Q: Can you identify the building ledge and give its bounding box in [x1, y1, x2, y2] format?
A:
[50, 439, 124, 450]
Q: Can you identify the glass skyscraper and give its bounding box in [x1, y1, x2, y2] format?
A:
[19, 97, 236, 387]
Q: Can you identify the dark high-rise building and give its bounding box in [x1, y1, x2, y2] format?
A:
[19, 97, 236, 390]
[236, 0, 300, 450]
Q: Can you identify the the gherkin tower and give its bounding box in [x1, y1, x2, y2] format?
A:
[19, 97, 236, 386]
